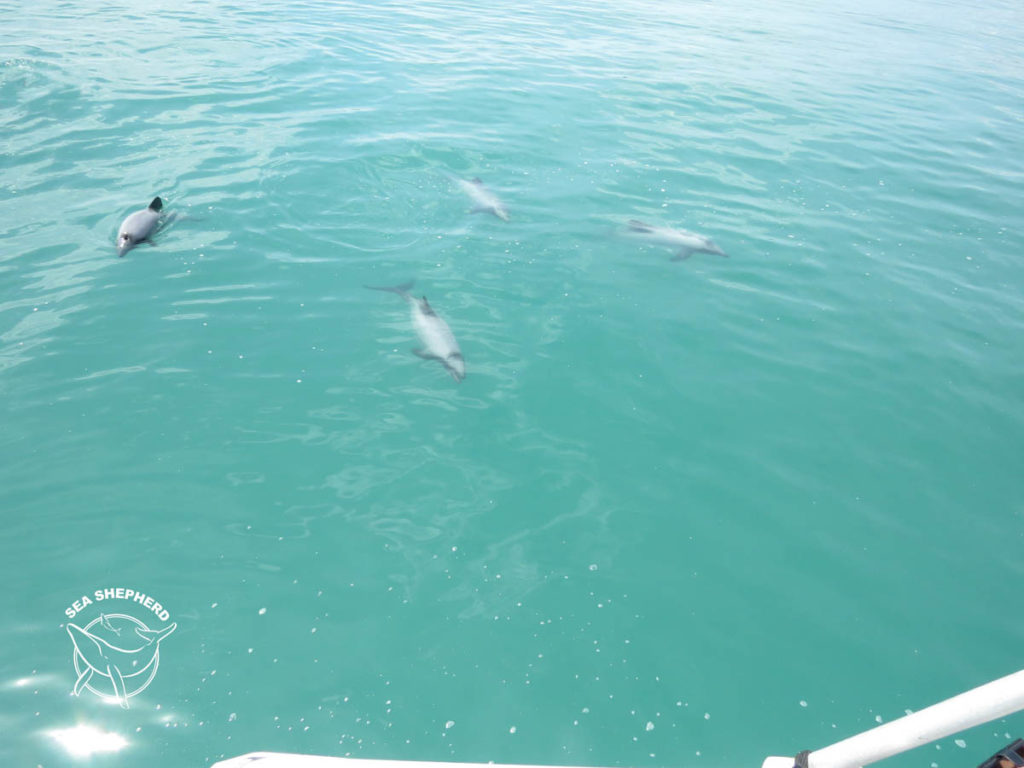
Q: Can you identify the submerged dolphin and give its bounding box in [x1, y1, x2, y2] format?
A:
[366, 281, 465, 382]
[456, 177, 509, 221]
[67, 620, 177, 708]
[116, 196, 163, 257]
[626, 219, 728, 260]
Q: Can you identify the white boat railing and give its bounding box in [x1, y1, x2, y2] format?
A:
[762, 668, 1024, 768]
[212, 668, 1024, 768]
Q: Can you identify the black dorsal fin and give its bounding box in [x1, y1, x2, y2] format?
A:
[471, 177, 483, 185]
[149, 197, 163, 212]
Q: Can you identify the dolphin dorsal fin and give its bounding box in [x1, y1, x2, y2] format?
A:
[471, 177, 483, 185]
[148, 196, 163, 212]
[628, 219, 652, 232]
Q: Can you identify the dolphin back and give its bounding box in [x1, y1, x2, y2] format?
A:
[365, 280, 415, 298]
[628, 220, 654, 233]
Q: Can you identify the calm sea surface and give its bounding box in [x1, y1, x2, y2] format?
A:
[2, 0, 1023, 766]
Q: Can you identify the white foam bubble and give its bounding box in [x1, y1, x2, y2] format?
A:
[48, 725, 128, 757]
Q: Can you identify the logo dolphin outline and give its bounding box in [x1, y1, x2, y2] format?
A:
[67, 614, 176, 708]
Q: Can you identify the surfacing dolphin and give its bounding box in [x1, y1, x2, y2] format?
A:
[455, 177, 509, 221]
[67, 620, 177, 708]
[116, 196, 164, 257]
[626, 219, 728, 261]
[365, 281, 465, 382]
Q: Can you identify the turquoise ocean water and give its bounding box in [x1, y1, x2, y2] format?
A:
[2, 0, 1023, 766]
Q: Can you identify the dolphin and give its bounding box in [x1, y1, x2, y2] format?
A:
[366, 281, 465, 382]
[67, 620, 177, 708]
[625, 219, 728, 260]
[455, 177, 509, 222]
[99, 614, 121, 636]
[116, 196, 163, 257]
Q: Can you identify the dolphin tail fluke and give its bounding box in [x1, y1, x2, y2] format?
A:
[628, 219, 653, 232]
[365, 281, 414, 298]
[671, 248, 694, 261]
[135, 622, 177, 646]
[148, 196, 163, 212]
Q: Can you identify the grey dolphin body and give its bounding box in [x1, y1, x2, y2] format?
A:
[116, 197, 163, 256]
[456, 177, 509, 221]
[366, 281, 465, 382]
[626, 219, 728, 260]
[67, 620, 177, 708]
